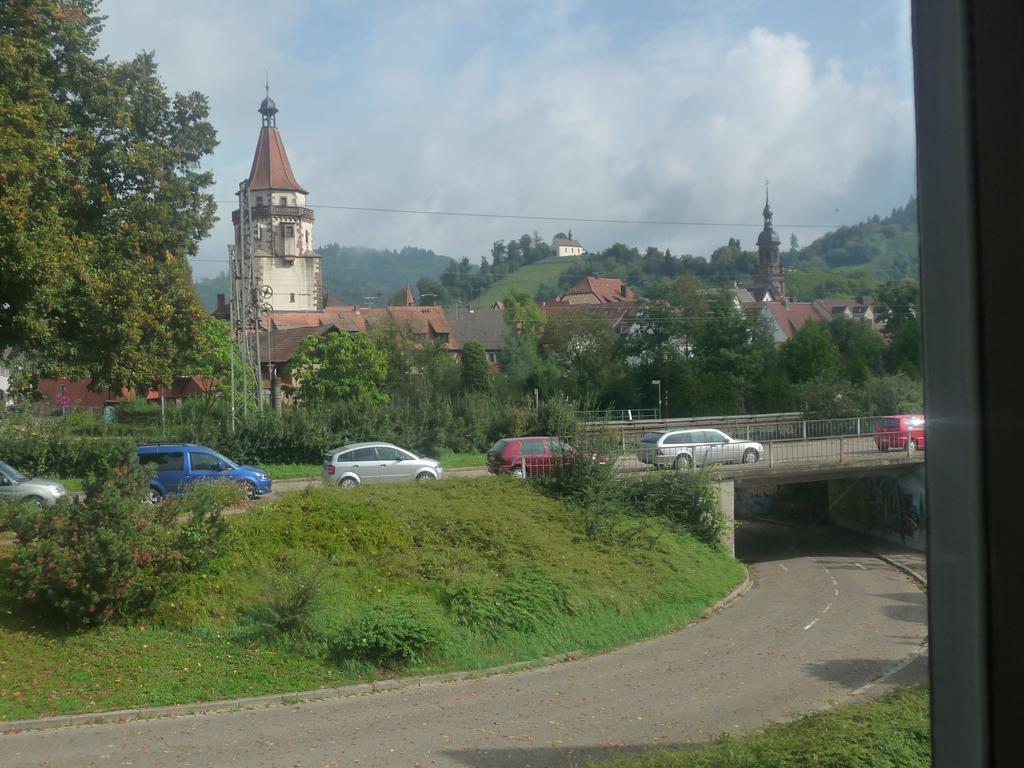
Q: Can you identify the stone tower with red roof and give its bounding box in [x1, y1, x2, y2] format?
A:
[231, 89, 323, 313]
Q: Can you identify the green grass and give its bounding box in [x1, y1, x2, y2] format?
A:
[601, 685, 930, 768]
[475, 256, 582, 305]
[439, 451, 486, 469]
[0, 477, 743, 720]
[262, 463, 322, 480]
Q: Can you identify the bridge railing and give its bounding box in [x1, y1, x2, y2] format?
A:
[603, 423, 919, 475]
[592, 414, 891, 448]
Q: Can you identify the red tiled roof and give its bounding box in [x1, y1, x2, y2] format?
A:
[541, 300, 639, 328]
[257, 325, 336, 364]
[268, 312, 327, 330]
[322, 305, 458, 350]
[764, 301, 829, 339]
[248, 126, 308, 193]
[561, 276, 636, 303]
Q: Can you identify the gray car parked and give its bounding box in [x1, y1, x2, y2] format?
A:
[636, 428, 763, 469]
[322, 442, 443, 487]
[0, 461, 68, 506]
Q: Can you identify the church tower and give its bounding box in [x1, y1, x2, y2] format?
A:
[232, 89, 322, 313]
[752, 187, 785, 301]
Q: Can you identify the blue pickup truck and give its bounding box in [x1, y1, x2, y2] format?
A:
[137, 443, 272, 503]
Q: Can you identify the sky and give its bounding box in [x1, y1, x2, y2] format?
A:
[96, 0, 916, 280]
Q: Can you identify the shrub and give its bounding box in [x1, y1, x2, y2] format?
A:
[620, 472, 725, 548]
[443, 566, 572, 636]
[2, 465, 233, 625]
[0, 431, 134, 477]
[534, 430, 624, 536]
[331, 595, 442, 666]
[231, 557, 331, 645]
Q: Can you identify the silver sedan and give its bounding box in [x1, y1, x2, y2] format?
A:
[0, 461, 68, 506]
[322, 442, 443, 487]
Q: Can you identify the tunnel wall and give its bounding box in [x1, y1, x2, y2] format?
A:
[826, 465, 927, 551]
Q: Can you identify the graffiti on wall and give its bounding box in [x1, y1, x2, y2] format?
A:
[828, 466, 927, 549]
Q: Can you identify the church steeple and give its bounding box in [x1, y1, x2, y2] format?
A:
[753, 183, 785, 301]
[762, 182, 773, 228]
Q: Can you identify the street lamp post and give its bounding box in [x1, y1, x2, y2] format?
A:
[651, 379, 662, 420]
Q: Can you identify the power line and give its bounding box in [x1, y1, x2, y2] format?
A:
[212, 200, 843, 229]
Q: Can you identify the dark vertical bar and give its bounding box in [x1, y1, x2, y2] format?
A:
[912, 1, 988, 766]
[967, 2, 1024, 765]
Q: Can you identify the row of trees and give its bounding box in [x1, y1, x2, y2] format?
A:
[277, 275, 922, 457]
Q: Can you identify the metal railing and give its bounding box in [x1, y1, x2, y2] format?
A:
[607, 429, 922, 475]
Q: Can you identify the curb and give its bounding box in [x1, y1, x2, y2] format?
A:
[0, 654, 574, 735]
[1, 570, 753, 735]
[864, 550, 927, 588]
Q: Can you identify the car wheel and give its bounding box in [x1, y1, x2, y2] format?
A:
[241, 481, 258, 500]
[21, 495, 45, 507]
[339, 476, 358, 488]
[674, 454, 693, 470]
[910, 439, 918, 451]
[880, 444, 889, 452]
[144, 488, 164, 505]
[742, 448, 759, 464]
[511, 466, 526, 479]
[416, 471, 435, 482]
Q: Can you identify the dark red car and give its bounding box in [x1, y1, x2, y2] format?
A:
[486, 436, 604, 478]
[874, 414, 926, 451]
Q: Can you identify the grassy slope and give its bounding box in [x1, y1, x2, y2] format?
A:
[602, 685, 930, 768]
[474, 256, 581, 306]
[0, 478, 743, 720]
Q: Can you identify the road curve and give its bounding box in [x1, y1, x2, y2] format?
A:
[2, 522, 928, 768]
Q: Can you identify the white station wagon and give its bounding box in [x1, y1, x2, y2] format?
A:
[636, 429, 764, 470]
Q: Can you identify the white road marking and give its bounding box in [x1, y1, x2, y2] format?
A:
[778, 564, 788, 572]
[855, 562, 867, 570]
[823, 603, 832, 614]
[834, 589, 840, 597]
[803, 618, 819, 631]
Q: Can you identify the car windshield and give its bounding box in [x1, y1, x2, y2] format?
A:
[0, 461, 27, 482]
[210, 451, 238, 469]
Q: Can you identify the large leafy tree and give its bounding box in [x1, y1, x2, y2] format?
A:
[782, 320, 843, 385]
[543, 309, 633, 407]
[874, 279, 920, 335]
[289, 332, 388, 406]
[828, 317, 885, 384]
[0, 1, 217, 389]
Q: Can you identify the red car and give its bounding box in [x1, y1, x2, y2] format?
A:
[486, 436, 604, 478]
[874, 414, 926, 451]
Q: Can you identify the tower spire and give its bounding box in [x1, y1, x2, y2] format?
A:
[258, 76, 278, 127]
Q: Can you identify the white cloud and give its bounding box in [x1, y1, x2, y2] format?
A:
[97, 1, 916, 278]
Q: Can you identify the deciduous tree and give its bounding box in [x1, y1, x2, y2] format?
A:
[289, 332, 388, 406]
[0, 1, 217, 389]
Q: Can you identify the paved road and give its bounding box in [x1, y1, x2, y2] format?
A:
[277, 437, 912, 495]
[1, 522, 928, 768]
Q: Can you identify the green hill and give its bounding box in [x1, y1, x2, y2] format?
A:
[787, 197, 919, 290]
[193, 244, 453, 312]
[474, 256, 582, 306]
